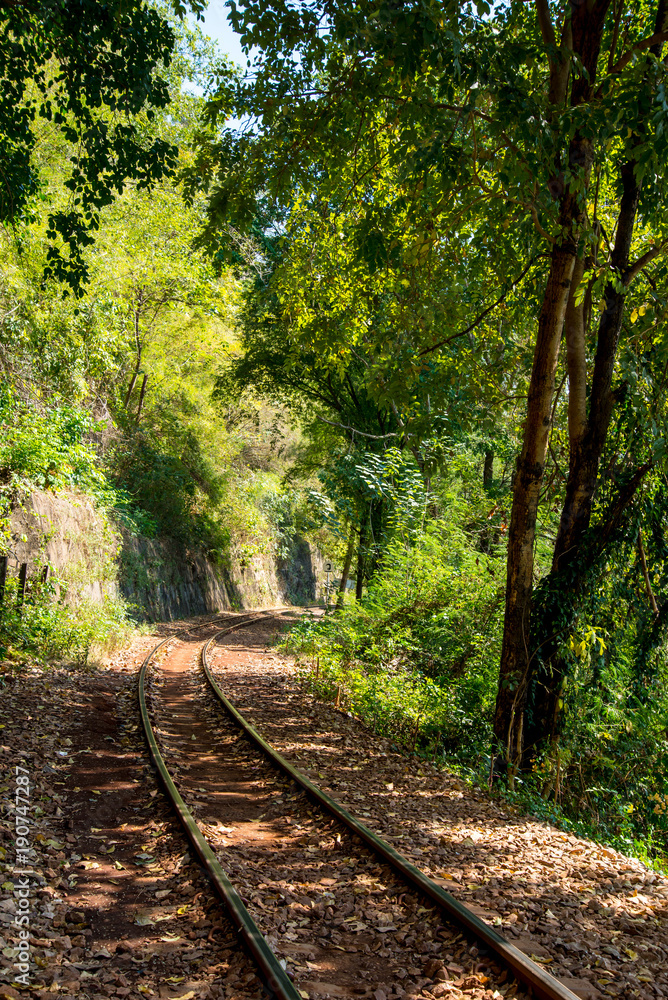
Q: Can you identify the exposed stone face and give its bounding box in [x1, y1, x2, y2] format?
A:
[279, 537, 325, 604]
[7, 490, 323, 621]
[117, 529, 231, 621]
[8, 489, 119, 604]
[119, 530, 322, 620]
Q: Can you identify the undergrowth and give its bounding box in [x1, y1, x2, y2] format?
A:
[0, 389, 158, 541]
[0, 574, 137, 669]
[294, 637, 668, 874]
[285, 518, 668, 874]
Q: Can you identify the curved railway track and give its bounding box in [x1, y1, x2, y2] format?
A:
[138, 611, 581, 1000]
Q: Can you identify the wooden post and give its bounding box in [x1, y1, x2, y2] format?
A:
[16, 563, 27, 609]
[0, 556, 7, 609]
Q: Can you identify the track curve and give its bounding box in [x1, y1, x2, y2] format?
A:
[200, 625, 580, 1000]
[139, 610, 581, 1000]
[138, 612, 300, 1000]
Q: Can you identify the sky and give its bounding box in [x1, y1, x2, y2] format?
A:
[193, 1, 246, 65]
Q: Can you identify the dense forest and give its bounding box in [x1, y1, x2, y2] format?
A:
[2, 0, 668, 871]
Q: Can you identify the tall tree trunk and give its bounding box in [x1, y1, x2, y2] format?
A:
[367, 497, 385, 581]
[553, 162, 641, 562]
[492, 0, 614, 772]
[492, 241, 577, 769]
[523, 0, 668, 754]
[336, 526, 356, 609]
[124, 303, 144, 409]
[526, 459, 652, 755]
[483, 450, 494, 489]
[136, 372, 148, 423]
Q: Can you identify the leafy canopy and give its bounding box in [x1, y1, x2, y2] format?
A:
[0, 0, 205, 293]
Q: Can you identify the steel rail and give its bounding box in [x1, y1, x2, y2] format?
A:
[202, 628, 580, 1000]
[138, 613, 302, 1000]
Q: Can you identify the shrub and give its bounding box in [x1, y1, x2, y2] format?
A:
[286, 500, 505, 768]
[0, 575, 136, 668]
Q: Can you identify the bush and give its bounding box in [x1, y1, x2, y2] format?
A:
[285, 459, 668, 870]
[285, 492, 505, 767]
[0, 388, 156, 538]
[0, 575, 135, 668]
[0, 391, 106, 495]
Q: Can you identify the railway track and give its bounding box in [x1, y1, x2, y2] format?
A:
[138, 611, 581, 1000]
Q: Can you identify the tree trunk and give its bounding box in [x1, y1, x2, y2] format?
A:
[336, 526, 356, 609]
[492, 0, 617, 772]
[136, 372, 148, 423]
[525, 461, 652, 756]
[483, 450, 494, 488]
[638, 529, 659, 616]
[355, 516, 367, 601]
[124, 302, 143, 409]
[411, 444, 431, 493]
[124, 369, 139, 409]
[367, 497, 385, 582]
[523, 3, 667, 748]
[492, 240, 577, 770]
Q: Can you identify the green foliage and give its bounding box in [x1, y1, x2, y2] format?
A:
[0, 17, 267, 561]
[196, 0, 668, 774]
[305, 658, 461, 754]
[258, 486, 317, 561]
[0, 0, 206, 293]
[204, 0, 668, 263]
[3, 0, 668, 880]
[0, 388, 157, 540]
[110, 435, 215, 547]
[0, 390, 105, 495]
[0, 4, 327, 669]
[521, 587, 668, 861]
[0, 576, 135, 668]
[286, 460, 505, 755]
[286, 445, 668, 865]
[291, 535, 668, 865]
[194, 0, 668, 871]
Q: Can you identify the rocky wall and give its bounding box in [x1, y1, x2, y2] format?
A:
[117, 531, 232, 621]
[7, 490, 323, 622]
[8, 490, 118, 603]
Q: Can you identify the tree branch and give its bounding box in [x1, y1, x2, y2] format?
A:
[528, 201, 557, 243]
[607, 0, 626, 72]
[624, 241, 668, 285]
[315, 416, 398, 439]
[594, 461, 653, 555]
[548, 438, 567, 481]
[535, 0, 556, 47]
[608, 30, 668, 74]
[418, 257, 536, 357]
[535, 0, 572, 107]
